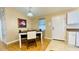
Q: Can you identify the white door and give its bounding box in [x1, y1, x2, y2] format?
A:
[52, 15, 66, 40]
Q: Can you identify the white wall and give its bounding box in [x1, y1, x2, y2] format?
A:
[0, 19, 2, 41]
[0, 8, 7, 43]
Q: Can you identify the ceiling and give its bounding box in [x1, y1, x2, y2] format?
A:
[15, 7, 77, 16]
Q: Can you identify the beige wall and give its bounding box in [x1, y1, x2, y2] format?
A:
[31, 17, 39, 30]
[4, 7, 31, 43]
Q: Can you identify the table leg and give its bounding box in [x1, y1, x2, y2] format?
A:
[41, 32, 43, 49]
[19, 34, 21, 48]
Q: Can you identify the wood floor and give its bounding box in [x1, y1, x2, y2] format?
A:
[0, 39, 50, 51]
[1, 39, 79, 51]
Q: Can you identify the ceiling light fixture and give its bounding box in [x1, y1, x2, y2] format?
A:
[27, 7, 33, 17]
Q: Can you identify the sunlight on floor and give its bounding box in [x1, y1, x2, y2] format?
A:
[46, 40, 79, 51]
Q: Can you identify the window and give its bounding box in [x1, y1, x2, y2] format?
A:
[38, 18, 46, 31]
[67, 10, 79, 24]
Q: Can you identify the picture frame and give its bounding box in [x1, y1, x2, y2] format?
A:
[18, 18, 26, 28]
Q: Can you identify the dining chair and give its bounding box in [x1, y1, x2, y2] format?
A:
[26, 31, 37, 49]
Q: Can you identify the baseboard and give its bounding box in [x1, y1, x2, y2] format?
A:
[45, 37, 52, 40]
[7, 39, 19, 45]
[1, 40, 7, 45]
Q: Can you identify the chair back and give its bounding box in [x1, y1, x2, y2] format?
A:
[27, 31, 36, 40]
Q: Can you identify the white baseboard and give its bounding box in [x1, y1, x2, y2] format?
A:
[7, 39, 19, 45]
[1, 40, 7, 45]
[45, 37, 52, 40]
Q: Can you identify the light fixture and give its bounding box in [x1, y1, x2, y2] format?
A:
[27, 7, 33, 17]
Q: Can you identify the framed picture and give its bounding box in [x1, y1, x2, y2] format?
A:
[18, 18, 26, 28]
